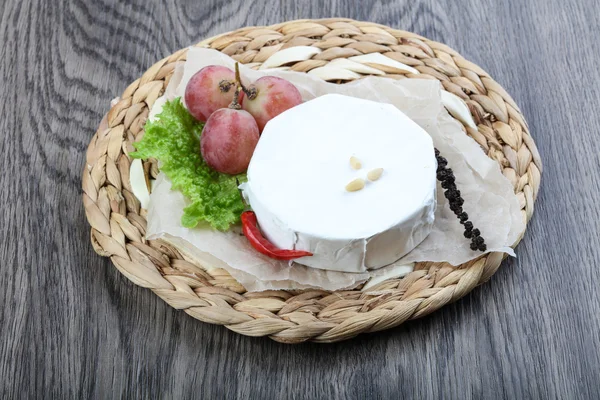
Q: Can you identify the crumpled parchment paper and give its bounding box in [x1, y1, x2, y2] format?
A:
[144, 48, 524, 292]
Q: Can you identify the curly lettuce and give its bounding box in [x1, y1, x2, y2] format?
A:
[131, 98, 245, 230]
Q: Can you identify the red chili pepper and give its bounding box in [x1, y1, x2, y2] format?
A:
[241, 211, 313, 260]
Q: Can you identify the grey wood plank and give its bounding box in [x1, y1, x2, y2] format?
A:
[1, 0, 599, 398]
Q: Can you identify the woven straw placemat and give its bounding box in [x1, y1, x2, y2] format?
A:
[82, 18, 541, 343]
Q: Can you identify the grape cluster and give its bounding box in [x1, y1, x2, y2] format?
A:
[185, 63, 302, 175]
[435, 149, 487, 252]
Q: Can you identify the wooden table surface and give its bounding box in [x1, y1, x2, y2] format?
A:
[2, 0, 599, 398]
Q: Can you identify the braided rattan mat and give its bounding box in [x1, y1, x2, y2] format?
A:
[82, 19, 541, 343]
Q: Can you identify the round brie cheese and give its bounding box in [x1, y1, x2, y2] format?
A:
[241, 94, 436, 272]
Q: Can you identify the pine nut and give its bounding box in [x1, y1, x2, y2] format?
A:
[350, 156, 362, 170]
[345, 178, 366, 192]
[367, 168, 384, 181]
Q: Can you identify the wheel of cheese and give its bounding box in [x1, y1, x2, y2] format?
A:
[242, 94, 437, 272]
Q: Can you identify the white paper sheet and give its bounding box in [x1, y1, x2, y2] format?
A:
[144, 48, 524, 292]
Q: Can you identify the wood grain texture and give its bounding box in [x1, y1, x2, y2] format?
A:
[1, 0, 599, 398]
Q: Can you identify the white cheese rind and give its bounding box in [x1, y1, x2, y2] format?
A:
[242, 94, 436, 272]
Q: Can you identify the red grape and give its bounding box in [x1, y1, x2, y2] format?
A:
[201, 108, 259, 175]
[241, 76, 302, 132]
[185, 66, 236, 122]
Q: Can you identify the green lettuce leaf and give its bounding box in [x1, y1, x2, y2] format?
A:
[131, 98, 246, 230]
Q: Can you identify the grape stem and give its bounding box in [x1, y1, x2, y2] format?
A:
[234, 62, 257, 100]
[228, 63, 243, 110]
[229, 87, 242, 110]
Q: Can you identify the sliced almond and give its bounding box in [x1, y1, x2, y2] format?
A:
[361, 263, 414, 291]
[345, 178, 365, 192]
[349, 53, 419, 74]
[441, 90, 477, 129]
[130, 158, 151, 209]
[350, 156, 362, 170]
[328, 58, 385, 76]
[259, 46, 322, 70]
[367, 168, 384, 181]
[307, 66, 361, 81]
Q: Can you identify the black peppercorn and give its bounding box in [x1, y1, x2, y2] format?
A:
[445, 189, 458, 200]
[434, 148, 486, 253]
[451, 206, 463, 215]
